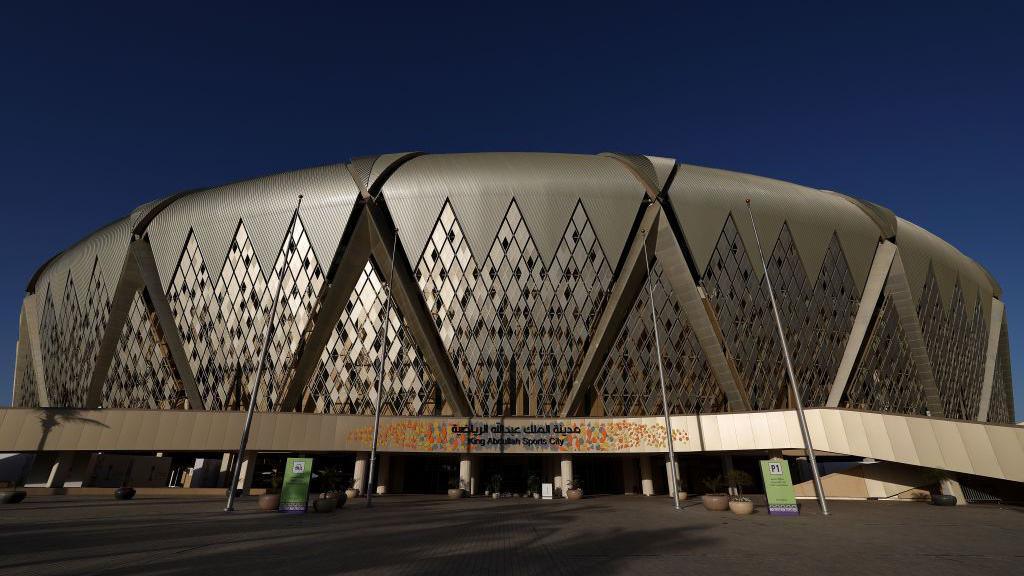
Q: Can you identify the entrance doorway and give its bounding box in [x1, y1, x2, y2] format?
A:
[573, 455, 624, 495]
[399, 454, 459, 494]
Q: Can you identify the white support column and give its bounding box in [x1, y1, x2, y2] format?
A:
[665, 454, 682, 496]
[44, 452, 75, 488]
[622, 456, 638, 495]
[978, 299, 1005, 422]
[560, 455, 573, 497]
[353, 452, 368, 496]
[218, 452, 233, 487]
[470, 456, 480, 495]
[828, 241, 897, 407]
[940, 477, 968, 506]
[459, 456, 472, 493]
[375, 454, 390, 495]
[234, 451, 257, 491]
[640, 455, 655, 496]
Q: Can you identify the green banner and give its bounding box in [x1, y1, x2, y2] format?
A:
[760, 459, 798, 516]
[280, 457, 313, 512]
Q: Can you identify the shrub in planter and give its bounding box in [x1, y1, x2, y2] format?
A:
[701, 476, 729, 511]
[0, 490, 27, 504]
[316, 466, 349, 507]
[728, 497, 754, 515]
[447, 476, 465, 499]
[115, 487, 136, 500]
[724, 470, 755, 514]
[566, 478, 583, 500]
[527, 474, 540, 499]
[313, 495, 337, 513]
[488, 474, 503, 499]
[258, 469, 283, 512]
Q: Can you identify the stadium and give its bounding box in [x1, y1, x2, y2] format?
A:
[2, 152, 1020, 502]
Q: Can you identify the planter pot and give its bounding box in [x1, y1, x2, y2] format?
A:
[533, 493, 540, 500]
[320, 491, 346, 508]
[677, 491, 688, 502]
[313, 497, 337, 513]
[0, 490, 27, 504]
[258, 493, 281, 511]
[448, 488, 465, 499]
[702, 494, 730, 511]
[345, 488, 359, 501]
[931, 494, 957, 506]
[492, 493, 500, 499]
[115, 487, 136, 500]
[566, 489, 583, 501]
[729, 500, 754, 515]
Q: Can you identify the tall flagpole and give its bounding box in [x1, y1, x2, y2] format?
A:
[744, 199, 829, 516]
[642, 223, 680, 511]
[366, 227, 398, 508]
[225, 194, 303, 512]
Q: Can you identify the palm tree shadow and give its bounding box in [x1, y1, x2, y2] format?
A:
[35, 409, 109, 452]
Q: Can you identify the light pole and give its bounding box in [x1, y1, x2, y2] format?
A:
[744, 199, 830, 515]
[366, 228, 398, 508]
[641, 221, 680, 511]
[225, 194, 303, 512]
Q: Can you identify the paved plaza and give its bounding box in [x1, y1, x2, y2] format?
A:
[1, 494, 1021, 575]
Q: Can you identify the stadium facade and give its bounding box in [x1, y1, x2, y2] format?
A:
[3, 152, 1020, 501]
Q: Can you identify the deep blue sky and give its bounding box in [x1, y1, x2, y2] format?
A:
[1, 2, 1021, 416]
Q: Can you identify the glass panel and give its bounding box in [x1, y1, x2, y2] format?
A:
[103, 291, 187, 409]
[594, 259, 725, 416]
[414, 199, 612, 416]
[305, 260, 444, 415]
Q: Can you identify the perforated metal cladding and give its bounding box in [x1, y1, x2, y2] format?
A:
[917, 268, 989, 420]
[102, 291, 186, 409]
[987, 320, 1014, 424]
[305, 261, 444, 416]
[415, 199, 613, 416]
[37, 260, 111, 407]
[592, 259, 725, 416]
[701, 217, 860, 410]
[844, 279, 928, 415]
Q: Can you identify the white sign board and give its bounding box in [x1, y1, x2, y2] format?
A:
[541, 483, 553, 500]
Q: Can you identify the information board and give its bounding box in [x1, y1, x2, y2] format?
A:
[541, 482, 553, 500]
[759, 459, 798, 516]
[280, 457, 313, 513]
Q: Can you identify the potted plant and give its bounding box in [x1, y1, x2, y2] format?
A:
[527, 474, 541, 499]
[259, 469, 282, 512]
[701, 475, 729, 511]
[447, 476, 465, 499]
[669, 474, 687, 502]
[317, 465, 347, 508]
[344, 477, 360, 501]
[114, 486, 136, 500]
[925, 468, 958, 506]
[490, 474, 502, 499]
[566, 478, 583, 500]
[0, 481, 26, 504]
[725, 469, 754, 515]
[313, 492, 337, 513]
